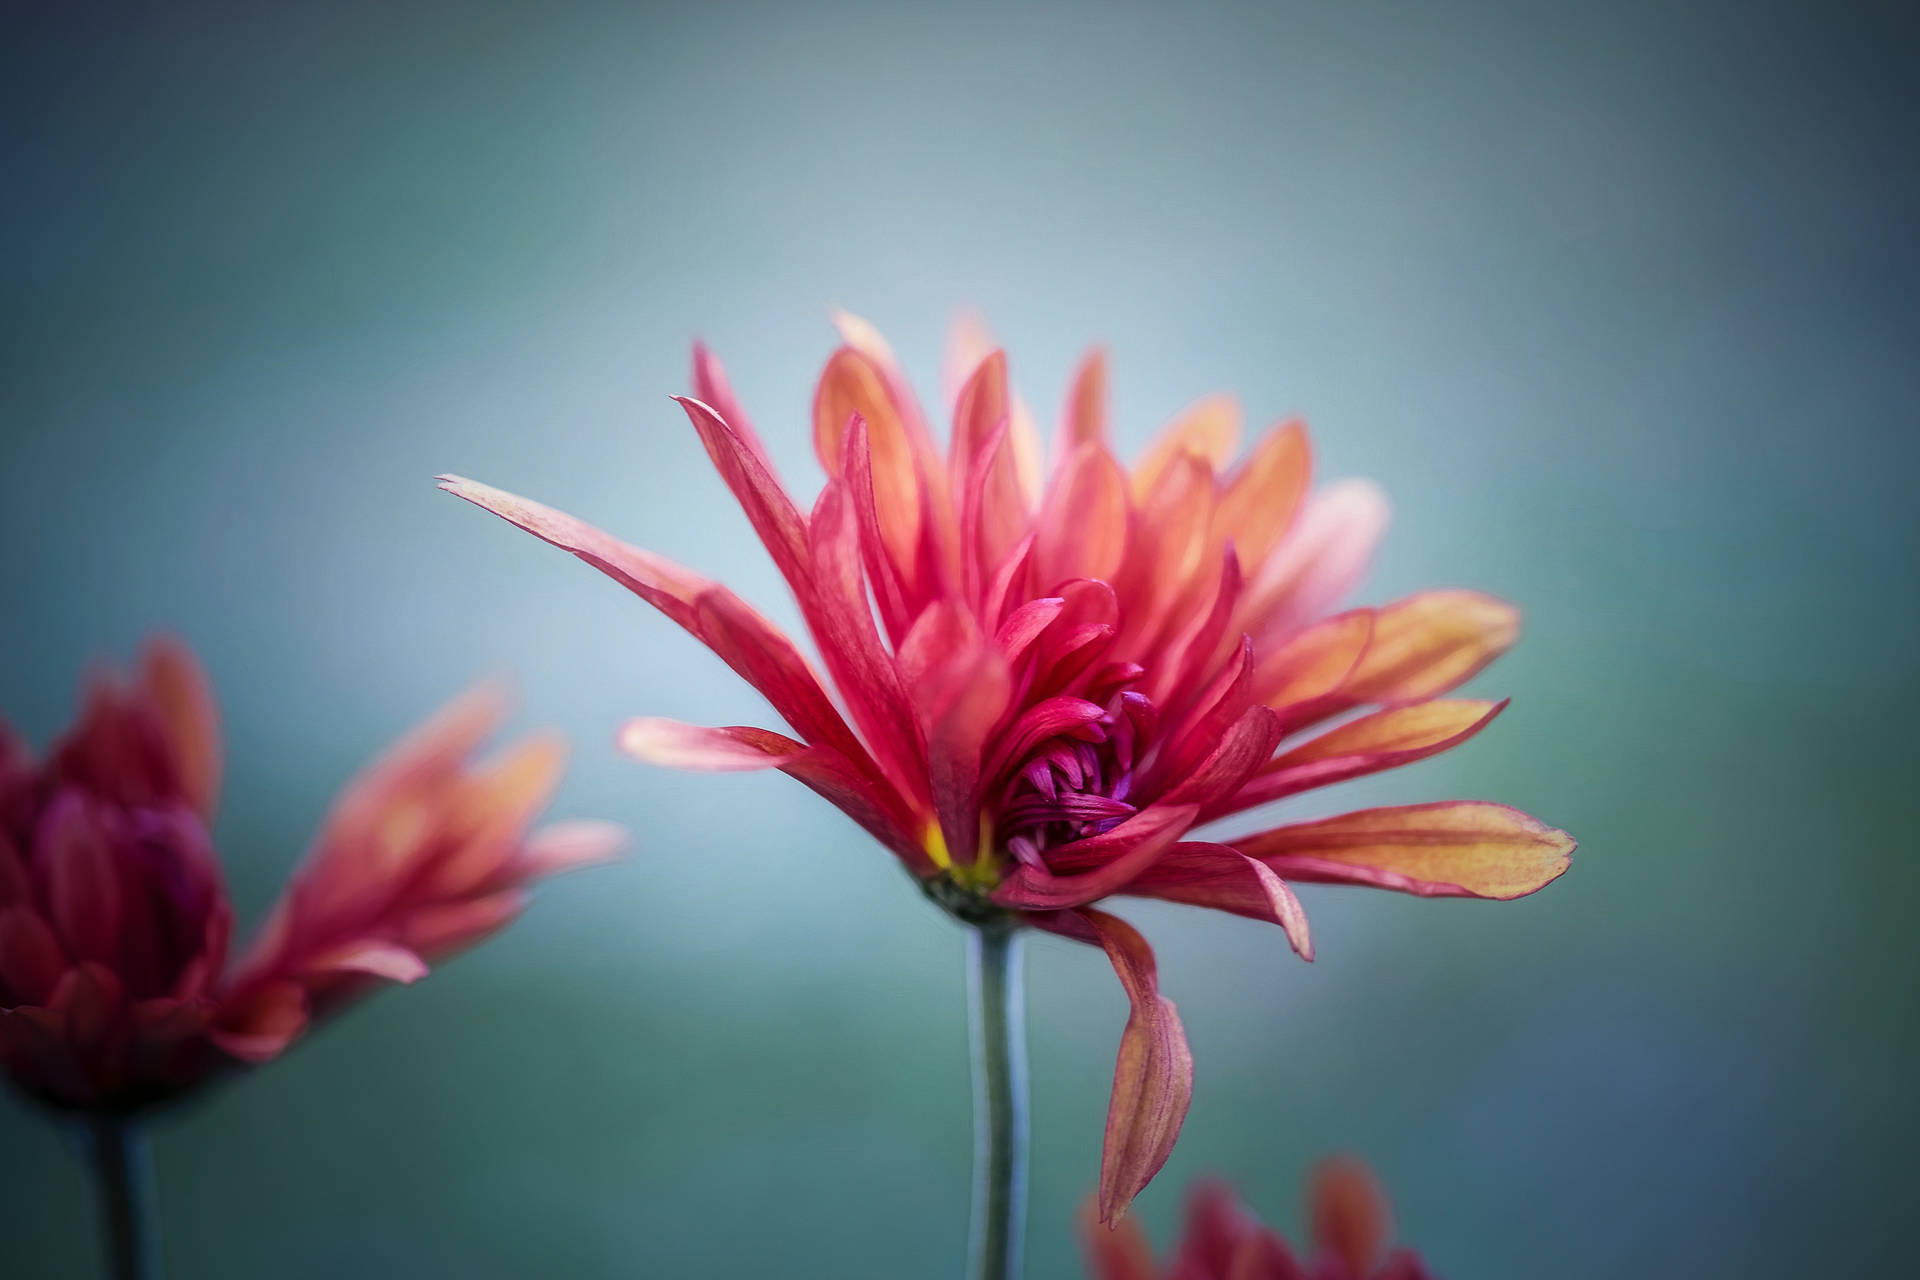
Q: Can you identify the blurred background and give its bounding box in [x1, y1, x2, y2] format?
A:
[3, 1, 1915, 1275]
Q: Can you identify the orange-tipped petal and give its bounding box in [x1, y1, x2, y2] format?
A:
[1216, 420, 1311, 572]
[1132, 393, 1240, 500]
[1310, 1156, 1391, 1275]
[1213, 699, 1508, 819]
[1342, 590, 1520, 703]
[138, 636, 222, 820]
[814, 346, 927, 581]
[1060, 347, 1109, 454]
[1085, 909, 1193, 1224]
[1034, 442, 1130, 592]
[1236, 801, 1574, 899]
[1123, 843, 1312, 960]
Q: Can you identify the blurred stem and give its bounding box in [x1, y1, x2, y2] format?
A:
[966, 920, 1028, 1280]
[74, 1116, 158, 1280]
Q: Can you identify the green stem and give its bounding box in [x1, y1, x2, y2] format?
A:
[74, 1116, 158, 1280]
[965, 920, 1028, 1280]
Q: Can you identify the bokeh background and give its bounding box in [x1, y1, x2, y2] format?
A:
[4, 1, 1916, 1276]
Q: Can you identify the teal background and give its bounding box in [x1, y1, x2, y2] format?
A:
[3, 2, 1915, 1275]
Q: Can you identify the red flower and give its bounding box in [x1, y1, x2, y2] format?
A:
[1083, 1159, 1436, 1280]
[441, 315, 1572, 1219]
[0, 638, 620, 1113]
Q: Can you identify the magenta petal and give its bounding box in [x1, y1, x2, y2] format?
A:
[990, 804, 1198, 909]
[1123, 842, 1312, 959]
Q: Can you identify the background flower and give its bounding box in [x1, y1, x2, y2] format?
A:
[0, 639, 619, 1114]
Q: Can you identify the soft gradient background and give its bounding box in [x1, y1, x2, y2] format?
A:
[4, 2, 1915, 1276]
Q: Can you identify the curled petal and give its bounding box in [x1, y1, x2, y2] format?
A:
[674, 395, 812, 597]
[992, 804, 1199, 908]
[1236, 801, 1574, 899]
[690, 341, 776, 476]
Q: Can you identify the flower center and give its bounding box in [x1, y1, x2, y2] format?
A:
[995, 689, 1156, 874]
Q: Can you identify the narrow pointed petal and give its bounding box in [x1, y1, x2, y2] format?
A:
[991, 804, 1199, 908]
[1343, 590, 1521, 703]
[1217, 420, 1311, 571]
[1236, 801, 1574, 899]
[1123, 842, 1312, 959]
[1131, 393, 1240, 500]
[619, 718, 808, 771]
[691, 341, 776, 473]
[1061, 347, 1109, 453]
[138, 636, 222, 819]
[1085, 909, 1193, 1224]
[1033, 442, 1130, 593]
[814, 346, 927, 580]
[674, 395, 812, 595]
[1212, 699, 1507, 819]
[1160, 704, 1281, 813]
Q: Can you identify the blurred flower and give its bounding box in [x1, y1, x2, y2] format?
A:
[1083, 1158, 1436, 1280]
[442, 314, 1572, 1220]
[0, 637, 620, 1114]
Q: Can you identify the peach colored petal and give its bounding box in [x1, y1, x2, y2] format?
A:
[138, 635, 223, 820]
[1342, 590, 1520, 703]
[1237, 801, 1574, 900]
[1132, 393, 1240, 500]
[1216, 421, 1310, 572]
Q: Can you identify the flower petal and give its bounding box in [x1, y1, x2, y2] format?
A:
[1216, 420, 1311, 572]
[209, 980, 308, 1063]
[690, 341, 777, 477]
[674, 394, 812, 599]
[1236, 801, 1574, 899]
[1342, 590, 1520, 703]
[1131, 393, 1240, 500]
[138, 636, 223, 819]
[1210, 699, 1507, 820]
[1242, 479, 1389, 645]
[1310, 1156, 1391, 1275]
[1033, 442, 1130, 593]
[619, 718, 810, 771]
[992, 804, 1199, 909]
[1085, 909, 1193, 1224]
[0, 906, 68, 1006]
[302, 939, 430, 984]
[1123, 842, 1312, 959]
[1060, 347, 1109, 453]
[1077, 1197, 1156, 1280]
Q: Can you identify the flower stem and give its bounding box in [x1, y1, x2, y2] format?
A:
[74, 1116, 158, 1280]
[965, 919, 1028, 1280]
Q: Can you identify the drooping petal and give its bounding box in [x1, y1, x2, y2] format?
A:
[1085, 908, 1193, 1224]
[1236, 802, 1574, 899]
[1122, 842, 1312, 959]
[1341, 590, 1520, 703]
[137, 636, 222, 820]
[1210, 699, 1508, 820]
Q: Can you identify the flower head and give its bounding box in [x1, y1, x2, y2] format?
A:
[441, 314, 1571, 1219]
[0, 637, 620, 1113]
[1083, 1158, 1436, 1280]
